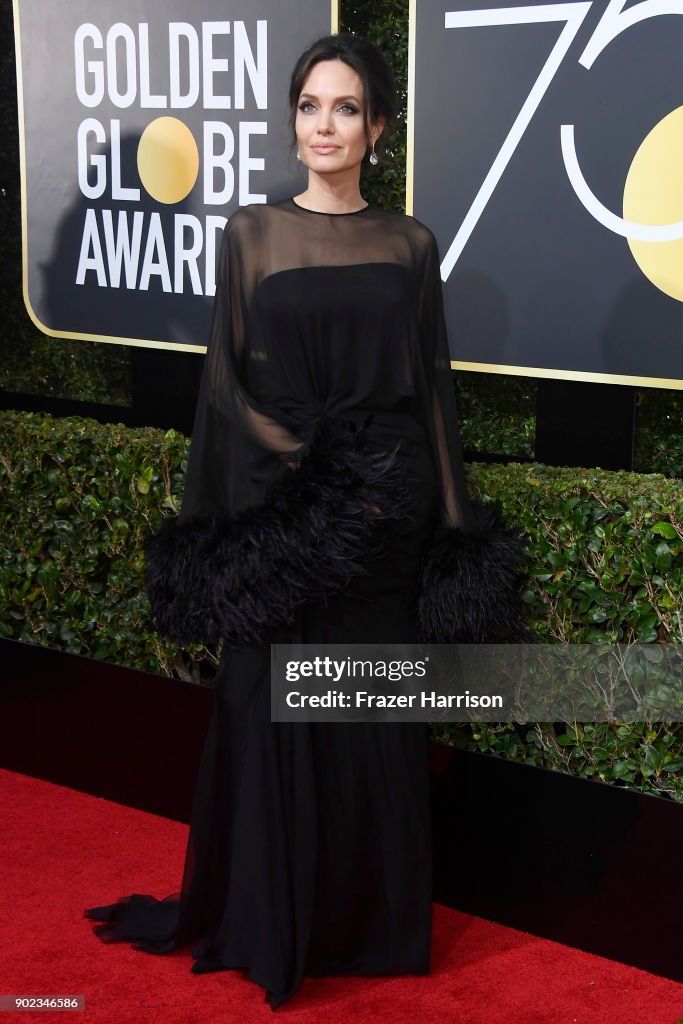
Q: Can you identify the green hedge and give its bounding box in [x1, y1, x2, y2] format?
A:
[2, 409, 683, 800]
[0, 411, 186, 676]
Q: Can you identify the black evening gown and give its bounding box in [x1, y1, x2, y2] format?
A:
[84, 197, 520, 1010]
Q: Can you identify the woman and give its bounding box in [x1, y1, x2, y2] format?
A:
[84, 32, 527, 1010]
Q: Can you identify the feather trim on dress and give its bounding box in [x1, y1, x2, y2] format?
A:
[416, 499, 532, 644]
[143, 415, 413, 649]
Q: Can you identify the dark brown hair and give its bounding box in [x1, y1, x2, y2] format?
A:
[288, 33, 398, 161]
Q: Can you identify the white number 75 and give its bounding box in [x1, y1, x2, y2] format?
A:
[440, 0, 683, 282]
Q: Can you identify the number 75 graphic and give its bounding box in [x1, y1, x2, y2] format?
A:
[439, 0, 683, 283]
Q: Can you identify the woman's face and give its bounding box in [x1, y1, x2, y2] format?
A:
[295, 59, 383, 175]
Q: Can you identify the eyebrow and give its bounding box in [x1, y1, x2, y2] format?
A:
[299, 93, 361, 103]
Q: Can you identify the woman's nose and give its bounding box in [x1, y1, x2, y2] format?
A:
[317, 108, 334, 133]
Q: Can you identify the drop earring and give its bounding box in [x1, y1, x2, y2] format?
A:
[369, 141, 379, 166]
[296, 149, 302, 161]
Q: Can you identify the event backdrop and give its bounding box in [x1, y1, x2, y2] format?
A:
[409, 0, 683, 388]
[13, 0, 336, 350]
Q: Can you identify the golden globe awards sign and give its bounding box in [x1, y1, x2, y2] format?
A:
[13, 0, 335, 350]
[409, 0, 683, 388]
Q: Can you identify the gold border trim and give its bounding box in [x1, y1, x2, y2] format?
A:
[450, 359, 683, 389]
[12, 0, 340, 356]
[406, 0, 416, 217]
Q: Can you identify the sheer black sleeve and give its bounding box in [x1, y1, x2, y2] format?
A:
[418, 232, 479, 531]
[179, 213, 308, 522]
[415, 231, 531, 644]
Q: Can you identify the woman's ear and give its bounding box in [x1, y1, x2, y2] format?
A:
[370, 116, 386, 146]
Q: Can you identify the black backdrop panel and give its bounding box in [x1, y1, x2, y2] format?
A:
[14, 0, 334, 350]
[411, 0, 683, 386]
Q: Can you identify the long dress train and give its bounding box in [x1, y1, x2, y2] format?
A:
[85, 420, 439, 1009]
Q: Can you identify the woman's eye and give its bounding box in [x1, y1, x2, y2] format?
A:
[297, 102, 358, 114]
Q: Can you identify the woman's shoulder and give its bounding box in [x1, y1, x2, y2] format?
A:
[399, 211, 438, 250]
[370, 204, 438, 254]
[224, 204, 266, 252]
[225, 200, 296, 244]
[230, 199, 291, 223]
[226, 203, 263, 231]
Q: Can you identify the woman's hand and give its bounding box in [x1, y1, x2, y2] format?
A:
[361, 500, 382, 516]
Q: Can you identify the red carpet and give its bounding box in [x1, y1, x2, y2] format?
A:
[2, 767, 682, 1023]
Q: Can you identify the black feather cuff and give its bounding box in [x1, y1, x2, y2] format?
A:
[143, 415, 412, 649]
[416, 499, 531, 644]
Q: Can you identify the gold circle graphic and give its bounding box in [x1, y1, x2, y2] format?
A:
[137, 117, 199, 205]
[623, 105, 683, 303]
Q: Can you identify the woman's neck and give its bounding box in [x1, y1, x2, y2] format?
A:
[294, 173, 368, 212]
